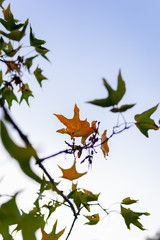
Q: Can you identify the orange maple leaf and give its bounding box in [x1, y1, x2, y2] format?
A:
[58, 159, 87, 181]
[54, 104, 97, 144]
[101, 130, 109, 158]
[41, 220, 65, 240]
[5, 61, 20, 74]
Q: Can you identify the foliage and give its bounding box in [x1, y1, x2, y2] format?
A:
[0, 2, 48, 108]
[0, 1, 159, 240]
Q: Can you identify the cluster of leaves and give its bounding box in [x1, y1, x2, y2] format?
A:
[0, 1, 48, 108]
[0, 0, 160, 239]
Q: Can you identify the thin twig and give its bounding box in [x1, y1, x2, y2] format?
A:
[65, 209, 80, 240]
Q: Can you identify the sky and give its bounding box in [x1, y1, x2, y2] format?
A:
[0, 0, 160, 240]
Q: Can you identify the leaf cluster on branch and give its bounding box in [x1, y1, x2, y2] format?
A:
[0, 1, 159, 240]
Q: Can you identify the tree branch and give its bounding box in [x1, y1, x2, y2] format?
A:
[0, 103, 77, 218]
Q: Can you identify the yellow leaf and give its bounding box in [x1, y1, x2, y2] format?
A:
[54, 104, 97, 144]
[101, 130, 109, 158]
[58, 159, 87, 181]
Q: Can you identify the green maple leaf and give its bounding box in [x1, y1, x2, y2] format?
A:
[3, 41, 22, 57]
[14, 210, 45, 240]
[0, 194, 21, 239]
[20, 84, 34, 106]
[1, 121, 42, 183]
[1, 87, 18, 109]
[34, 66, 47, 87]
[25, 55, 38, 72]
[121, 205, 149, 230]
[30, 25, 46, 47]
[135, 104, 159, 137]
[111, 104, 135, 113]
[88, 70, 126, 107]
[0, 19, 28, 41]
[0, 4, 24, 31]
[84, 213, 100, 225]
[121, 197, 138, 205]
[68, 188, 99, 211]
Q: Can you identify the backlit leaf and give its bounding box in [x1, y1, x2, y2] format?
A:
[3, 42, 22, 57]
[1, 121, 42, 183]
[121, 205, 150, 230]
[30, 26, 46, 47]
[15, 210, 45, 240]
[88, 70, 126, 107]
[0, 4, 23, 31]
[25, 55, 38, 72]
[134, 105, 159, 137]
[0, 19, 28, 41]
[84, 213, 100, 225]
[1, 87, 18, 108]
[40, 175, 60, 194]
[54, 104, 97, 144]
[34, 66, 47, 87]
[121, 197, 138, 205]
[35, 46, 50, 61]
[41, 220, 65, 240]
[0, 194, 21, 239]
[58, 159, 87, 181]
[19, 84, 34, 105]
[111, 104, 135, 113]
[68, 188, 99, 211]
[5, 60, 20, 74]
[101, 130, 109, 158]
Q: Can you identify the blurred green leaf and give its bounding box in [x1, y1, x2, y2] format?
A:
[0, 194, 21, 239]
[1, 121, 42, 183]
[0, 36, 6, 52]
[0, 4, 23, 31]
[20, 89, 33, 106]
[111, 104, 135, 113]
[35, 46, 50, 61]
[0, 19, 28, 41]
[84, 213, 100, 225]
[43, 201, 61, 220]
[121, 205, 150, 230]
[34, 66, 47, 87]
[88, 70, 126, 107]
[19, 84, 34, 106]
[15, 210, 45, 240]
[3, 41, 22, 57]
[30, 25, 46, 47]
[121, 197, 138, 205]
[1, 87, 18, 108]
[135, 104, 159, 137]
[25, 55, 38, 72]
[0, 0, 5, 8]
[68, 188, 99, 211]
[40, 175, 60, 194]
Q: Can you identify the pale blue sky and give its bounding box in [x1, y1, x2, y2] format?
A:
[1, 1, 160, 240]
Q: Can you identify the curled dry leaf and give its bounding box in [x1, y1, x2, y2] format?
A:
[101, 130, 109, 158]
